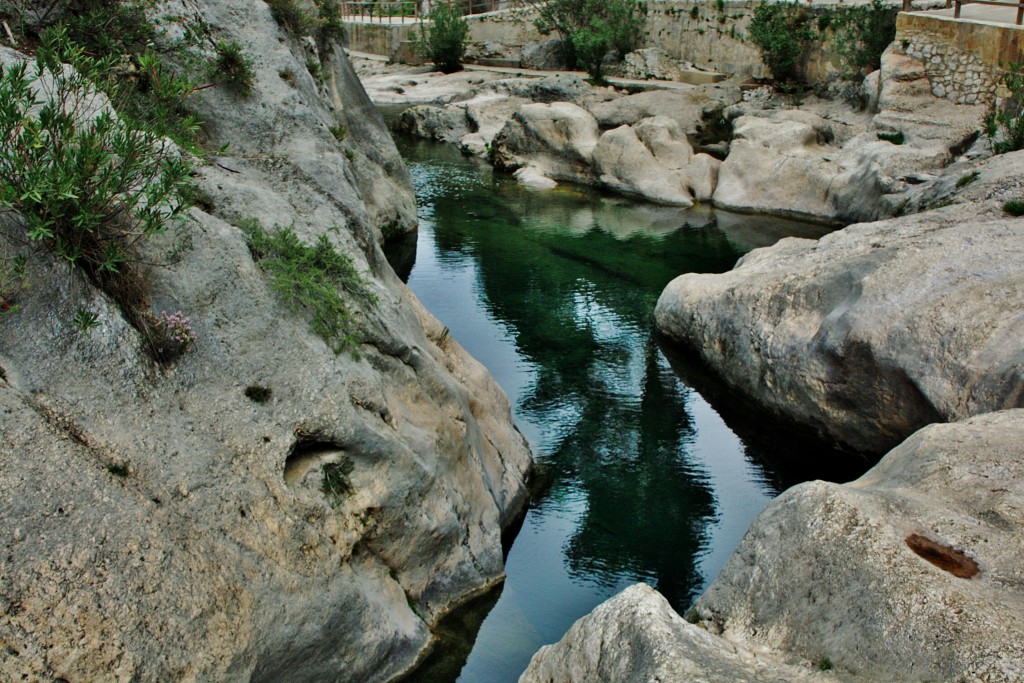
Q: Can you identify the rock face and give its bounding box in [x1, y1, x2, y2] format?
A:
[0, 3, 531, 682]
[657, 151, 1024, 454]
[523, 411, 1024, 682]
[519, 584, 831, 683]
[492, 101, 601, 184]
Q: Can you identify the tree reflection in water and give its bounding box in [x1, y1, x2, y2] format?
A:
[391, 137, 839, 683]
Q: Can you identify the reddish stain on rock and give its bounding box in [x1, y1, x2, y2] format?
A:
[905, 533, 980, 579]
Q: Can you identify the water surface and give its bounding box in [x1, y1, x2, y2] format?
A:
[388, 138, 867, 683]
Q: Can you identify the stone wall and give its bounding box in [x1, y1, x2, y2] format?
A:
[896, 11, 1024, 105]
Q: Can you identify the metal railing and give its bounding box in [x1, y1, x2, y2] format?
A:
[902, 0, 1024, 25]
[340, 0, 510, 23]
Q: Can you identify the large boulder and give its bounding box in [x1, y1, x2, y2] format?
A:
[522, 411, 1024, 683]
[588, 85, 741, 137]
[0, 3, 531, 682]
[492, 101, 601, 185]
[657, 168, 1024, 453]
[693, 410, 1024, 682]
[520, 38, 567, 71]
[519, 584, 831, 683]
[592, 119, 695, 206]
[712, 114, 885, 224]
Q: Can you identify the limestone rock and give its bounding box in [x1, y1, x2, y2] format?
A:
[519, 584, 832, 683]
[520, 38, 567, 71]
[694, 410, 1024, 682]
[396, 104, 471, 144]
[492, 101, 600, 184]
[656, 190, 1024, 453]
[0, 4, 531, 682]
[619, 47, 691, 82]
[712, 115, 884, 223]
[588, 85, 740, 137]
[592, 118, 696, 206]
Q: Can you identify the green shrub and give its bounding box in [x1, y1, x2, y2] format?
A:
[329, 123, 348, 142]
[57, 0, 156, 56]
[747, 1, 815, 83]
[321, 457, 354, 506]
[829, 0, 896, 78]
[984, 64, 1024, 154]
[535, 0, 645, 81]
[415, 3, 470, 74]
[1003, 199, 1024, 216]
[877, 130, 904, 145]
[266, 0, 313, 33]
[240, 219, 375, 354]
[316, 0, 346, 52]
[211, 39, 255, 96]
[956, 170, 980, 188]
[0, 30, 194, 353]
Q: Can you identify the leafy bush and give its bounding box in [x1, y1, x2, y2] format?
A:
[534, 0, 645, 82]
[414, 3, 470, 74]
[748, 1, 815, 83]
[829, 0, 896, 77]
[0, 30, 193, 352]
[240, 219, 375, 354]
[0, 255, 27, 318]
[984, 65, 1024, 154]
[211, 39, 255, 96]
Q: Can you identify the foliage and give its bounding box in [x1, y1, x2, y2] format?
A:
[211, 39, 255, 96]
[321, 457, 354, 506]
[829, 0, 896, 77]
[747, 1, 815, 83]
[266, 0, 313, 33]
[984, 65, 1024, 154]
[534, 0, 645, 81]
[71, 306, 101, 334]
[414, 3, 470, 74]
[52, 0, 156, 56]
[329, 123, 348, 142]
[240, 219, 375, 354]
[1003, 199, 1024, 216]
[316, 0, 346, 52]
[0, 255, 27, 318]
[0, 30, 194, 352]
[877, 130, 904, 145]
[956, 170, 980, 188]
[153, 310, 197, 358]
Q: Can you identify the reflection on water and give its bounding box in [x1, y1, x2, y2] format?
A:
[389, 138, 850, 683]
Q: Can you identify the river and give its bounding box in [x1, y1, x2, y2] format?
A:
[385, 137, 871, 683]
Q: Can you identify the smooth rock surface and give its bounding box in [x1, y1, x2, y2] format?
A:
[492, 101, 600, 184]
[519, 584, 831, 683]
[592, 122, 694, 206]
[694, 410, 1024, 682]
[657, 157, 1024, 452]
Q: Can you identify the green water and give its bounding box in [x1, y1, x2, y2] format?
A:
[388, 138, 868, 683]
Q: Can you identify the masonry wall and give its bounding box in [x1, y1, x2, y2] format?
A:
[896, 12, 1024, 105]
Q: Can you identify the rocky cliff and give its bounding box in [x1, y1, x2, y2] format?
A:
[0, 1, 532, 681]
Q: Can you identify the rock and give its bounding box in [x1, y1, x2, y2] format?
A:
[712, 115, 884, 223]
[684, 153, 721, 203]
[514, 165, 558, 189]
[524, 411, 1024, 683]
[492, 101, 600, 184]
[396, 104, 471, 144]
[519, 584, 831, 683]
[0, 3, 531, 682]
[656, 186, 1024, 453]
[588, 86, 739, 137]
[520, 38, 566, 71]
[593, 123, 694, 206]
[694, 410, 1024, 682]
[619, 47, 690, 82]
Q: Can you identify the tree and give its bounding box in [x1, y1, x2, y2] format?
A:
[747, 1, 814, 83]
[415, 3, 469, 74]
[534, 0, 645, 83]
